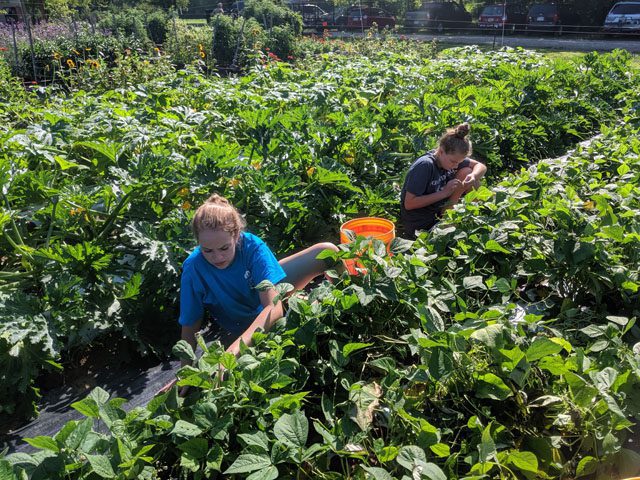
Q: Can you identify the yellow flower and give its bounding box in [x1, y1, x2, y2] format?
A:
[182, 201, 192, 211]
[70, 207, 86, 217]
[228, 178, 240, 188]
[85, 47, 91, 51]
[306, 167, 315, 177]
[72, 49, 81, 55]
[178, 187, 190, 197]
[251, 161, 262, 170]
[66, 59, 76, 68]
[53, 52, 62, 60]
[200, 51, 206, 59]
[583, 200, 595, 211]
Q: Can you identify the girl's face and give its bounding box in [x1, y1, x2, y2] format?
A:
[198, 228, 238, 269]
[436, 148, 467, 170]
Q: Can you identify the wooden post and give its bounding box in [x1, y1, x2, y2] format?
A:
[19, 0, 37, 81]
[10, 20, 19, 71]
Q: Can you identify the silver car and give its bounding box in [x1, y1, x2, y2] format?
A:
[603, 1, 640, 34]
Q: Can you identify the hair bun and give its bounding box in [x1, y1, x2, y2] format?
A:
[454, 123, 470, 139]
[206, 193, 229, 205]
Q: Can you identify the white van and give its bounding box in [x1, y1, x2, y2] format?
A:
[603, 1, 640, 33]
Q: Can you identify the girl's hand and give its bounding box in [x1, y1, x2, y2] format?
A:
[157, 378, 191, 397]
[157, 378, 177, 395]
[444, 178, 462, 195]
[463, 173, 479, 189]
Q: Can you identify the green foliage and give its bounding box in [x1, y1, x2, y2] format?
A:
[0, 43, 639, 471]
[11, 31, 146, 83]
[0, 58, 31, 124]
[264, 24, 299, 61]
[243, 0, 304, 35]
[97, 7, 151, 45]
[4, 117, 640, 477]
[163, 17, 297, 71]
[145, 9, 169, 44]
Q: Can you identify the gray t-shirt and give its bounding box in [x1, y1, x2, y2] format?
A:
[400, 151, 469, 238]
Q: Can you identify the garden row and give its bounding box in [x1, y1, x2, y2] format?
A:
[1, 1, 302, 83]
[0, 44, 638, 421]
[3, 100, 639, 479]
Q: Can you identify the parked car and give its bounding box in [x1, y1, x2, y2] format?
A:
[526, 3, 581, 34]
[290, 3, 331, 30]
[603, 1, 640, 34]
[478, 3, 528, 34]
[332, 6, 350, 29]
[346, 6, 396, 30]
[404, 1, 472, 33]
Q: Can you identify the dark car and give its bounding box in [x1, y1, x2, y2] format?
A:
[404, 1, 472, 33]
[526, 3, 581, 34]
[346, 6, 396, 30]
[603, 1, 640, 34]
[478, 3, 528, 34]
[332, 6, 350, 29]
[290, 3, 331, 29]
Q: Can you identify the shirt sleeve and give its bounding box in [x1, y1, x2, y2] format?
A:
[405, 160, 434, 196]
[178, 266, 205, 326]
[250, 241, 286, 288]
[458, 158, 471, 170]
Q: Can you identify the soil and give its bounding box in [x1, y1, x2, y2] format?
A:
[0, 334, 173, 452]
[0, 323, 231, 454]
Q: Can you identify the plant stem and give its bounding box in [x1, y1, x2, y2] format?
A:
[96, 189, 135, 241]
[45, 196, 59, 249]
[3, 193, 24, 246]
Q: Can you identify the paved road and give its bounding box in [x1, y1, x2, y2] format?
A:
[329, 31, 640, 53]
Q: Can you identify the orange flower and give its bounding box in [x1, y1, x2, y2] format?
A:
[182, 201, 192, 211]
[70, 207, 86, 216]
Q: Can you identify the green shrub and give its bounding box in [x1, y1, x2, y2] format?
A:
[164, 17, 268, 70]
[12, 32, 146, 83]
[146, 10, 169, 45]
[243, 0, 303, 35]
[98, 7, 151, 45]
[264, 24, 298, 61]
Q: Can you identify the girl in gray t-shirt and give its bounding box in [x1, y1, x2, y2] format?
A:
[400, 123, 487, 239]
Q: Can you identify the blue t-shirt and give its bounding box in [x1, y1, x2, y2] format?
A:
[178, 232, 286, 335]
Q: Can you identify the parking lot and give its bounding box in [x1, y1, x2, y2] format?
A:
[327, 30, 640, 53]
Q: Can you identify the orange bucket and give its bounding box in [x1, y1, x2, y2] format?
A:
[339, 217, 395, 275]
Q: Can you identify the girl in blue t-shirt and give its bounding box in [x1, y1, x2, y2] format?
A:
[178, 193, 338, 361]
